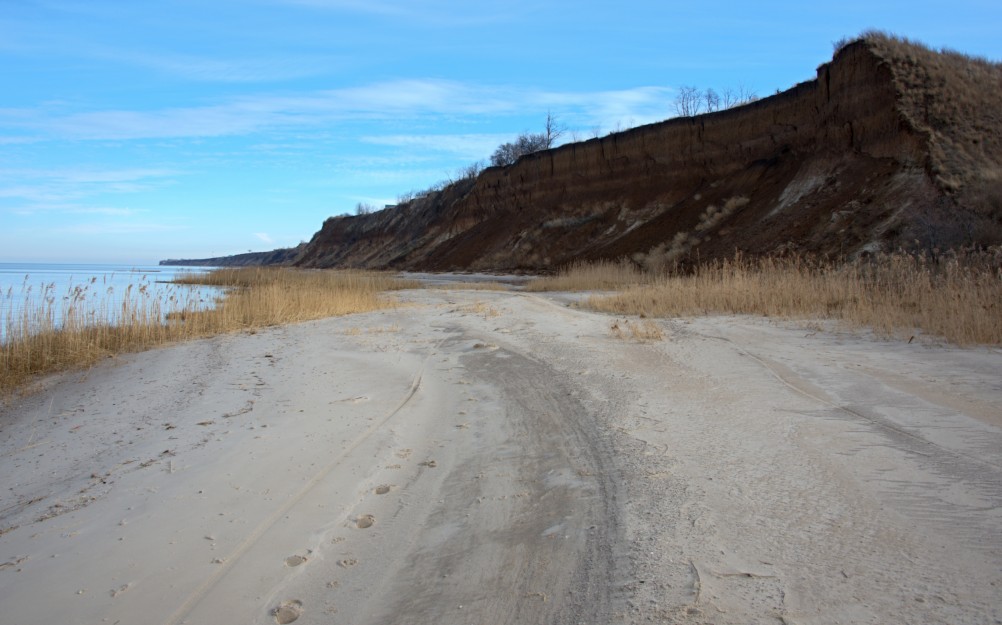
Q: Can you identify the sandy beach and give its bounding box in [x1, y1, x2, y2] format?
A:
[1, 287, 1000, 624]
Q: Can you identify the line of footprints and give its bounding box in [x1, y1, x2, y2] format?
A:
[271, 451, 437, 623]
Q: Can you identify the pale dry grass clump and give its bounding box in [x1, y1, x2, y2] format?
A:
[525, 260, 653, 292]
[459, 301, 501, 318]
[587, 251, 1002, 345]
[1, 268, 414, 397]
[610, 319, 665, 342]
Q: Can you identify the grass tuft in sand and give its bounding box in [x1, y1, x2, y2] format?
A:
[609, 319, 665, 342]
[1, 268, 416, 397]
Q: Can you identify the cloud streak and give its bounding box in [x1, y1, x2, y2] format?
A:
[110, 50, 339, 83]
[0, 168, 178, 217]
[1, 80, 673, 142]
[55, 222, 183, 235]
[360, 133, 512, 159]
[271, 0, 513, 27]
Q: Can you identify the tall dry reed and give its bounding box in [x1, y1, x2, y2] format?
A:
[1, 268, 416, 397]
[525, 260, 653, 292]
[586, 251, 1002, 345]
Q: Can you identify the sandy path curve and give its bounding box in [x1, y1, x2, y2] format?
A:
[1, 287, 1000, 624]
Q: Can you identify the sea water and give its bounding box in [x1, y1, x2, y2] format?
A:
[0, 263, 222, 340]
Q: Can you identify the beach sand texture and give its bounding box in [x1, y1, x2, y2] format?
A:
[1, 288, 1000, 624]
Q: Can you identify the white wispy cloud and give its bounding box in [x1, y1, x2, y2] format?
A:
[360, 133, 511, 159]
[1, 80, 673, 142]
[8, 204, 144, 217]
[271, 0, 412, 17]
[98, 48, 340, 83]
[55, 222, 183, 235]
[533, 86, 676, 130]
[254, 232, 274, 244]
[0, 167, 177, 185]
[1, 10, 337, 84]
[0, 168, 177, 203]
[70, 206, 145, 216]
[271, 0, 513, 26]
[0, 136, 39, 145]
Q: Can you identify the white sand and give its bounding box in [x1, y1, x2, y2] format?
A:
[1, 288, 1000, 624]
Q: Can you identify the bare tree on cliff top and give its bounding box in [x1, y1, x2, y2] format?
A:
[679, 86, 757, 116]
[674, 85, 702, 117]
[490, 113, 565, 167]
[544, 111, 565, 147]
[704, 87, 721, 113]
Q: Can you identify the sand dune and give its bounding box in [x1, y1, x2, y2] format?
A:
[2, 288, 1000, 624]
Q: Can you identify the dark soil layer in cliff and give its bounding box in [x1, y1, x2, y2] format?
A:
[293, 33, 1002, 272]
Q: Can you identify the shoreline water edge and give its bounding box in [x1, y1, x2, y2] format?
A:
[0, 262, 220, 340]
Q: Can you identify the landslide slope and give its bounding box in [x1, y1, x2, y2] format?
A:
[296, 35, 1002, 272]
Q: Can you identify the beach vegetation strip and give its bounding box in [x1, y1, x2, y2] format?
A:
[524, 259, 654, 292]
[531, 249, 1002, 346]
[1, 267, 417, 397]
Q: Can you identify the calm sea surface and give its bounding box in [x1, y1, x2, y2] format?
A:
[1, 263, 222, 339]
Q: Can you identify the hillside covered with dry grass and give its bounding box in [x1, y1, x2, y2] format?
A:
[865, 31, 1002, 246]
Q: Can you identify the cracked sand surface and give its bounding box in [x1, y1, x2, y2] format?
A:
[1, 288, 1000, 624]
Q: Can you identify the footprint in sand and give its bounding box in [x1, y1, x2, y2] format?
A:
[419, 460, 437, 468]
[284, 554, 308, 567]
[338, 558, 358, 568]
[355, 514, 375, 529]
[273, 599, 303, 624]
[374, 485, 392, 495]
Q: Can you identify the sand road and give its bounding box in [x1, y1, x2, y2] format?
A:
[1, 288, 1000, 624]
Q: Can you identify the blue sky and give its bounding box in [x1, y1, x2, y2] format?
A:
[2, 1, 1000, 263]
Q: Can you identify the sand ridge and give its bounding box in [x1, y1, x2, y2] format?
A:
[1, 288, 1000, 624]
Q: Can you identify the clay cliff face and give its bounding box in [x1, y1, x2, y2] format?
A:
[295, 37, 1002, 272]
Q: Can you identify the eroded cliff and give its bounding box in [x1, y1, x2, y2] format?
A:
[295, 36, 1002, 272]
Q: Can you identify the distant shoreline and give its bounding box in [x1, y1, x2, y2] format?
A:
[160, 245, 303, 268]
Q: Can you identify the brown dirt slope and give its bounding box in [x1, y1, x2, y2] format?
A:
[295, 35, 1002, 272]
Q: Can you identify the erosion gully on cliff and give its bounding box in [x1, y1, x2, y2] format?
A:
[287, 35, 1001, 273]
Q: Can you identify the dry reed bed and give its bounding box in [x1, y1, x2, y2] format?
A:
[524, 260, 654, 292]
[528, 253, 1001, 345]
[1, 268, 416, 397]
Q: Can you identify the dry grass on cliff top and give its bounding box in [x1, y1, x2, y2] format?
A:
[1, 268, 416, 397]
[862, 31, 1002, 225]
